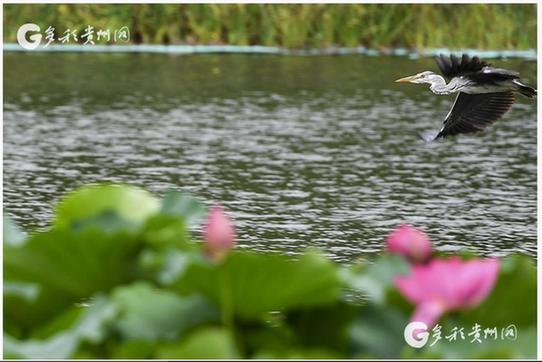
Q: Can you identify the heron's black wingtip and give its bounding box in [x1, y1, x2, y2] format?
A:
[517, 83, 537, 98]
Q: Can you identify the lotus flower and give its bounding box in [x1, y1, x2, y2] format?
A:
[203, 205, 236, 260]
[386, 224, 432, 263]
[394, 257, 500, 328]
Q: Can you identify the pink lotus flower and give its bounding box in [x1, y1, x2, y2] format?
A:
[386, 224, 432, 263]
[203, 205, 236, 260]
[394, 257, 500, 328]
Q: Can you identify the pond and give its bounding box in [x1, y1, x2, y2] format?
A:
[3, 53, 537, 262]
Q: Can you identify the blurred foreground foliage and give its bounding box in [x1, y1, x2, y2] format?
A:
[4, 184, 537, 359]
[3, 4, 536, 49]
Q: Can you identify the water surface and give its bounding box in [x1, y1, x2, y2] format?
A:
[3, 53, 537, 261]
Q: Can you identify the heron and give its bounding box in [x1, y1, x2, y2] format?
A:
[396, 54, 536, 142]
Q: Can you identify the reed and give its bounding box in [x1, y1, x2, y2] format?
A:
[3, 4, 536, 49]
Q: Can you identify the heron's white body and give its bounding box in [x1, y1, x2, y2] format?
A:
[428, 75, 516, 95]
[450, 77, 517, 94]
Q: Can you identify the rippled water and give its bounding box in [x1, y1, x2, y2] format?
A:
[3, 53, 537, 261]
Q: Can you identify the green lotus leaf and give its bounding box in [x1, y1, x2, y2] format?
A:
[4, 296, 116, 359]
[53, 184, 160, 228]
[176, 250, 340, 319]
[156, 327, 238, 359]
[110, 282, 219, 341]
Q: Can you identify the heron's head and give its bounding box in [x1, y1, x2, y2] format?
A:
[395, 71, 439, 84]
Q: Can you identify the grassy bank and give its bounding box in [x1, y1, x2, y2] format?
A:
[3, 4, 536, 50]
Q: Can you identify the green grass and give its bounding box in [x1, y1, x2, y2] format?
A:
[3, 4, 536, 49]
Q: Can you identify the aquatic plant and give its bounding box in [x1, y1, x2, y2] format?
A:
[3, 4, 536, 50]
[386, 224, 432, 263]
[203, 204, 236, 261]
[3, 184, 536, 358]
[395, 257, 500, 327]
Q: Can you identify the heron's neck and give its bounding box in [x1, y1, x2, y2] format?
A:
[429, 76, 455, 95]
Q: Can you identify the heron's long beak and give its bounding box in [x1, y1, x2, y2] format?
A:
[395, 75, 417, 83]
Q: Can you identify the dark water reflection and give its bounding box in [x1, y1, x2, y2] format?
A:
[3, 53, 536, 261]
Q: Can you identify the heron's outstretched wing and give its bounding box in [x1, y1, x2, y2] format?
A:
[430, 91, 515, 140]
[435, 54, 489, 80]
[469, 66, 520, 83]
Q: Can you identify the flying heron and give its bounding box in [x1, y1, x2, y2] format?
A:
[396, 54, 536, 142]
